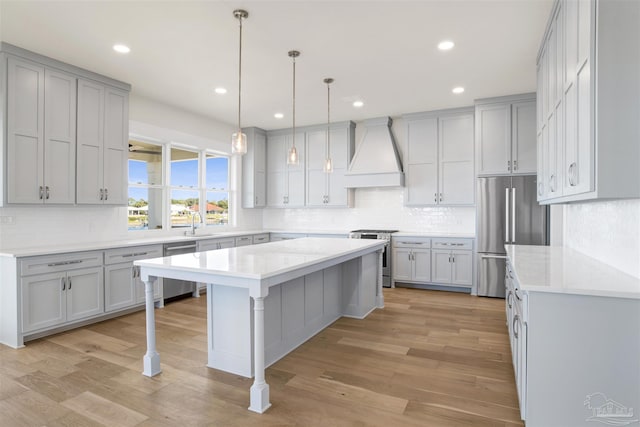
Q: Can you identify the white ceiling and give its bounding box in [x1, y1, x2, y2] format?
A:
[0, 0, 552, 131]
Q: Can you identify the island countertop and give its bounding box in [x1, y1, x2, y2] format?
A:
[505, 244, 640, 299]
[135, 237, 387, 283]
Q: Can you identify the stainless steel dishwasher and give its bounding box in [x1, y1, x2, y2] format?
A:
[162, 241, 197, 302]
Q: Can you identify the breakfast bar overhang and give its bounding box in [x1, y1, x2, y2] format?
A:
[134, 237, 386, 413]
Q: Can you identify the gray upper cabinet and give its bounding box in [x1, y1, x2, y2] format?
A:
[266, 131, 306, 208]
[1, 43, 131, 207]
[536, 0, 640, 204]
[77, 79, 129, 205]
[305, 122, 355, 208]
[5, 56, 76, 204]
[404, 108, 474, 206]
[475, 94, 537, 176]
[241, 127, 267, 208]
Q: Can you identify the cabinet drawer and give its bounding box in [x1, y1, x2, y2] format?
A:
[432, 238, 473, 250]
[235, 235, 253, 246]
[252, 233, 270, 244]
[20, 251, 103, 276]
[392, 237, 431, 248]
[104, 245, 163, 265]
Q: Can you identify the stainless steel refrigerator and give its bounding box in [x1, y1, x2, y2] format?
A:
[476, 175, 548, 298]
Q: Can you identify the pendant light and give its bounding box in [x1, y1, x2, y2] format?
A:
[287, 50, 300, 165]
[231, 9, 248, 155]
[323, 78, 334, 173]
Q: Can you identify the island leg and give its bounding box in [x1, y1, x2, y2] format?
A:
[376, 248, 385, 308]
[142, 275, 161, 377]
[249, 296, 271, 413]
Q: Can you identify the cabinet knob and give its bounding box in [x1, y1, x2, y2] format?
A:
[434, 193, 437, 202]
[99, 188, 104, 200]
[45, 186, 50, 200]
[104, 188, 108, 200]
[39, 186, 44, 200]
[439, 193, 443, 203]
[513, 160, 517, 171]
[508, 160, 511, 171]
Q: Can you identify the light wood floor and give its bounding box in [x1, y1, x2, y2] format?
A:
[0, 288, 523, 426]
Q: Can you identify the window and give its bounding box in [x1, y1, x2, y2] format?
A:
[128, 140, 163, 231]
[204, 153, 229, 226]
[170, 147, 199, 229]
[127, 141, 230, 232]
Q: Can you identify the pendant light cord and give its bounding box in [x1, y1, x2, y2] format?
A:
[292, 55, 296, 149]
[237, 16, 243, 132]
[326, 81, 330, 158]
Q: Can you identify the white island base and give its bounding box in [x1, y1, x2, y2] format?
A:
[135, 238, 386, 413]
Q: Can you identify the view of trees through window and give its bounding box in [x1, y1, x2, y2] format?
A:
[127, 141, 229, 231]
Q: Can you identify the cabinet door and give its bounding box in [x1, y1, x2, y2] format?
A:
[511, 100, 537, 174]
[405, 118, 438, 205]
[475, 104, 511, 175]
[285, 132, 306, 207]
[412, 249, 431, 283]
[266, 135, 286, 207]
[76, 79, 105, 204]
[66, 267, 104, 322]
[21, 272, 66, 333]
[218, 238, 235, 249]
[392, 248, 412, 282]
[451, 250, 473, 287]
[306, 130, 328, 207]
[326, 127, 353, 207]
[103, 87, 129, 205]
[439, 113, 474, 205]
[431, 250, 452, 284]
[254, 132, 267, 207]
[104, 263, 135, 312]
[44, 69, 77, 204]
[6, 57, 45, 204]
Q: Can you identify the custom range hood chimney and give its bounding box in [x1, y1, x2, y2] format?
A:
[344, 116, 404, 188]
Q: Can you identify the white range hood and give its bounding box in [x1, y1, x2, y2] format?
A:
[344, 116, 405, 188]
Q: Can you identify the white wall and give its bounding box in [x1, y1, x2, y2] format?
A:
[0, 93, 262, 250]
[563, 199, 640, 279]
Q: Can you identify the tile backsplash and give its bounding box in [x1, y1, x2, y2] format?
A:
[564, 199, 640, 278]
[262, 187, 476, 234]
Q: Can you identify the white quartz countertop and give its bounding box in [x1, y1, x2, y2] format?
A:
[393, 232, 475, 238]
[135, 237, 386, 281]
[0, 230, 268, 258]
[505, 245, 640, 299]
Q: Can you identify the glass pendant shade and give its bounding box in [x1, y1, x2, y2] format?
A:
[231, 131, 247, 155]
[324, 157, 333, 173]
[287, 145, 299, 165]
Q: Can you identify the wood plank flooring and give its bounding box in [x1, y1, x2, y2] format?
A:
[0, 288, 523, 426]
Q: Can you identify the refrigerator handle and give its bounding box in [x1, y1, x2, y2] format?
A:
[505, 187, 510, 243]
[512, 187, 516, 244]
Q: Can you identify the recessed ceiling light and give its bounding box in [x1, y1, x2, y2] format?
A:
[452, 86, 465, 94]
[438, 40, 455, 51]
[113, 44, 130, 54]
[274, 113, 284, 119]
[353, 100, 364, 108]
[214, 87, 227, 94]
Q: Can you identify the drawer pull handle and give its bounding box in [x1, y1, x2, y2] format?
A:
[68, 278, 72, 290]
[121, 252, 149, 258]
[47, 260, 83, 267]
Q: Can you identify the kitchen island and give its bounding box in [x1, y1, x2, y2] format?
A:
[134, 237, 386, 413]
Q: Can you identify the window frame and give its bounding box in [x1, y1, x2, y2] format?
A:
[127, 138, 232, 233]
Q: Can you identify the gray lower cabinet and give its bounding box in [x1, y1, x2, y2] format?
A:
[392, 236, 474, 289]
[104, 245, 162, 312]
[20, 252, 104, 334]
[235, 235, 253, 247]
[197, 237, 235, 251]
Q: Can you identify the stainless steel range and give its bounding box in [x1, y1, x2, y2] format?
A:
[349, 229, 398, 287]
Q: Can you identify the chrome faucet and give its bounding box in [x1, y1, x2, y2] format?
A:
[185, 212, 202, 236]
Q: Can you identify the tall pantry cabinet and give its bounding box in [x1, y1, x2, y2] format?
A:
[536, 0, 640, 203]
[0, 42, 131, 207]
